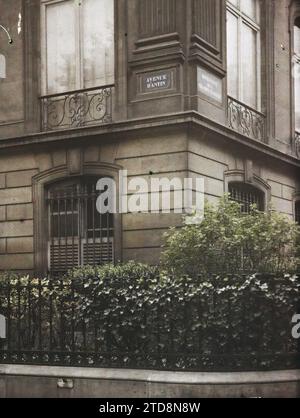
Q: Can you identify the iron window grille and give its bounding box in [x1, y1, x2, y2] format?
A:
[47, 177, 114, 274]
[229, 182, 264, 213]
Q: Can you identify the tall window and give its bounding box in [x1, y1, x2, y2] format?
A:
[294, 17, 300, 132]
[41, 0, 114, 95]
[229, 182, 264, 213]
[47, 177, 114, 274]
[226, 0, 261, 109]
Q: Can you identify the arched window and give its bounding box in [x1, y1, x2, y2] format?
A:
[293, 16, 300, 133]
[47, 176, 114, 274]
[229, 182, 265, 213]
[295, 200, 300, 224]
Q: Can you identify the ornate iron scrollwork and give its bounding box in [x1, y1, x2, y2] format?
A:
[227, 96, 266, 143]
[41, 86, 113, 131]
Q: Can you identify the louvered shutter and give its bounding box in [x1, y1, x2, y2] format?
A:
[82, 239, 114, 266]
[49, 240, 80, 274]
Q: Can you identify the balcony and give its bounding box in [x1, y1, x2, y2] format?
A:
[40, 85, 114, 132]
[227, 96, 266, 143]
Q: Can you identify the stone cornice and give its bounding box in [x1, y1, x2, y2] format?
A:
[0, 111, 299, 168]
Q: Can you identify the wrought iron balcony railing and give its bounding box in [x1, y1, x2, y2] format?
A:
[295, 131, 300, 159]
[40, 85, 113, 131]
[227, 96, 266, 143]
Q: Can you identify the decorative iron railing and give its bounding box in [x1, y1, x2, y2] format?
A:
[227, 96, 266, 142]
[0, 275, 299, 371]
[40, 85, 113, 131]
[295, 131, 300, 159]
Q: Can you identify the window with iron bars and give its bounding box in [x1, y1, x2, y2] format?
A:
[296, 201, 300, 225]
[47, 177, 114, 274]
[229, 182, 264, 213]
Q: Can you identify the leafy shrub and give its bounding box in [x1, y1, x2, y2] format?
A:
[161, 196, 300, 277]
[56, 268, 300, 370]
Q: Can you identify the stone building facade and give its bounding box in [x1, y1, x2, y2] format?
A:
[0, 0, 299, 275]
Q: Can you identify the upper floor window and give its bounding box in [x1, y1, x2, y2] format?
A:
[41, 0, 114, 95]
[47, 177, 114, 274]
[229, 182, 264, 213]
[293, 17, 300, 132]
[226, 0, 261, 110]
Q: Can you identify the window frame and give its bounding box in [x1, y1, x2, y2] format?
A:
[228, 181, 265, 213]
[226, 0, 262, 110]
[292, 14, 300, 133]
[224, 169, 271, 212]
[47, 176, 115, 273]
[40, 0, 115, 95]
[33, 163, 122, 276]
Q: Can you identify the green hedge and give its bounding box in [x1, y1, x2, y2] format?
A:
[1, 263, 299, 371]
[69, 264, 300, 370]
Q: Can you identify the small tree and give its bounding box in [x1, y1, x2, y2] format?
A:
[161, 195, 300, 277]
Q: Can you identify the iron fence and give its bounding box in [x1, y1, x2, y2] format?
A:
[40, 85, 113, 131]
[0, 275, 299, 372]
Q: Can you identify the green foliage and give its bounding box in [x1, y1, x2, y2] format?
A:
[65, 265, 300, 370]
[161, 195, 300, 277]
[0, 264, 299, 371]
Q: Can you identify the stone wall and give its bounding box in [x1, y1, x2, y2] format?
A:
[0, 365, 299, 398]
[188, 131, 299, 218]
[0, 151, 37, 272]
[0, 124, 299, 272]
[0, 129, 188, 271]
